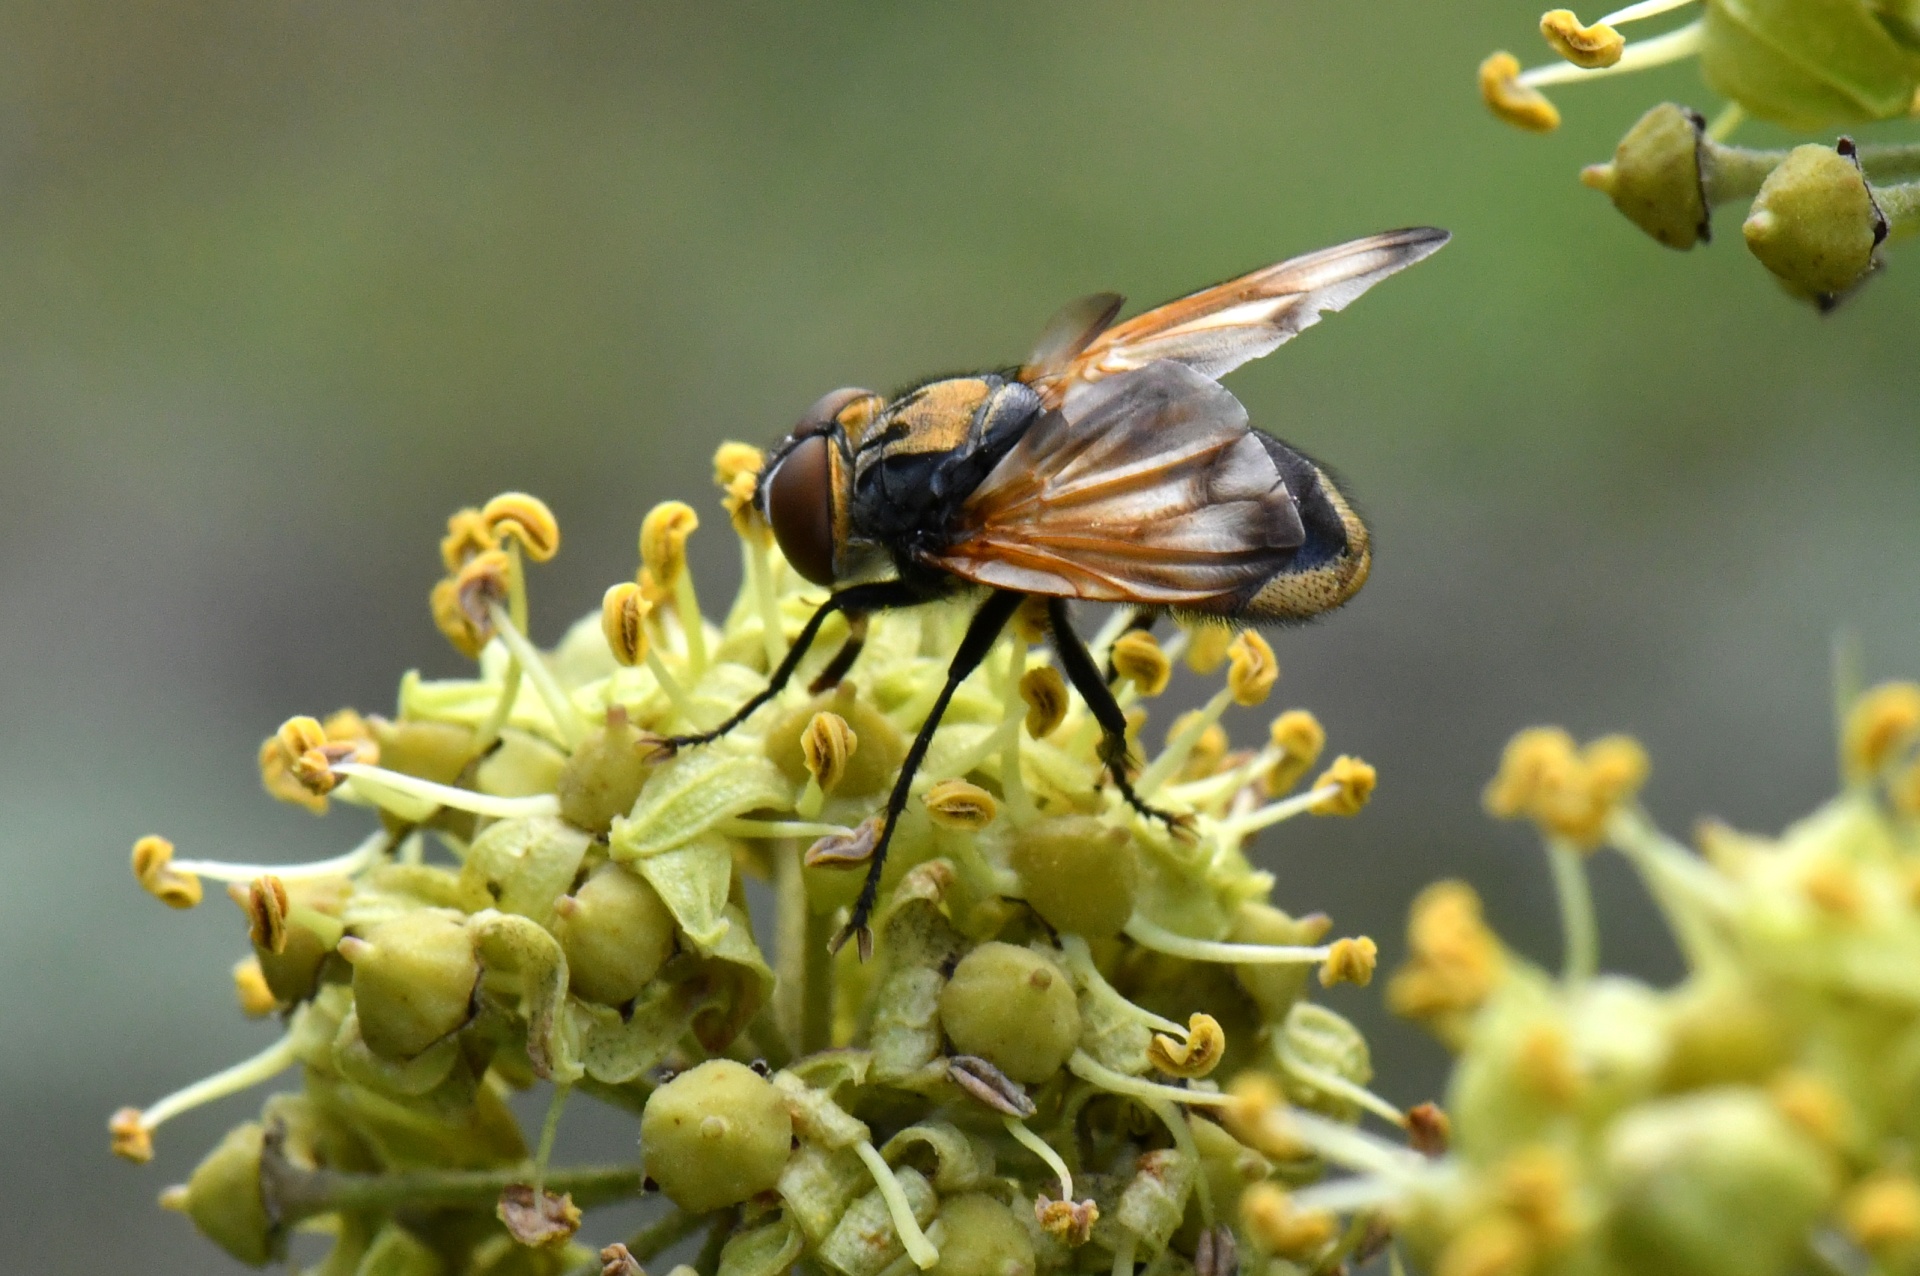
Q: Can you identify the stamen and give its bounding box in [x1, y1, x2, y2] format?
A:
[1278, 1050, 1408, 1127]
[1546, 837, 1598, 983]
[1541, 10, 1624, 68]
[331, 761, 561, 820]
[1283, 1173, 1411, 1215]
[644, 648, 699, 725]
[1518, 19, 1704, 88]
[1125, 914, 1333, 966]
[1136, 686, 1234, 797]
[1000, 637, 1036, 822]
[171, 828, 390, 884]
[1598, 0, 1697, 25]
[1111, 1231, 1137, 1276]
[718, 817, 854, 841]
[1067, 1050, 1235, 1108]
[488, 605, 585, 749]
[1002, 1116, 1075, 1202]
[1217, 784, 1343, 841]
[111, 1013, 306, 1161]
[853, 1139, 939, 1269]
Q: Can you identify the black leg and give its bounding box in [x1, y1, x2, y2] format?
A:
[1102, 607, 1161, 684]
[654, 580, 923, 754]
[827, 589, 1025, 956]
[1048, 598, 1189, 832]
[806, 611, 869, 695]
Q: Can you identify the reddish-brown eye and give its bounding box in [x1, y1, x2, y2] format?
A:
[793, 387, 876, 439]
[766, 434, 836, 586]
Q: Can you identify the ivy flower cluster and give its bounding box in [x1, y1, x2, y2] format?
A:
[114, 451, 1415, 1276]
[1479, 0, 1920, 305]
[1265, 679, 1920, 1276]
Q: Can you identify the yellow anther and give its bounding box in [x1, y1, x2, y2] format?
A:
[1499, 1146, 1578, 1250]
[1226, 631, 1278, 706]
[1167, 711, 1230, 780]
[109, 1107, 154, 1164]
[1844, 1171, 1920, 1252]
[1802, 859, 1864, 920]
[712, 441, 765, 489]
[640, 502, 699, 587]
[1110, 631, 1172, 696]
[1581, 733, 1649, 806]
[1147, 1012, 1226, 1078]
[431, 548, 510, 658]
[801, 711, 859, 795]
[924, 778, 998, 830]
[1769, 1069, 1849, 1150]
[722, 470, 768, 542]
[1540, 9, 1623, 68]
[1185, 624, 1234, 674]
[1484, 726, 1579, 820]
[1222, 1073, 1310, 1161]
[275, 715, 328, 761]
[1240, 1182, 1337, 1260]
[1515, 1024, 1583, 1107]
[439, 506, 497, 572]
[232, 957, 278, 1017]
[1265, 709, 1326, 796]
[1034, 1196, 1099, 1247]
[1020, 666, 1069, 738]
[240, 875, 292, 954]
[601, 581, 651, 667]
[132, 835, 202, 910]
[1388, 881, 1505, 1036]
[1011, 596, 1052, 645]
[1310, 755, 1376, 816]
[481, 491, 561, 562]
[292, 747, 342, 797]
[1844, 682, 1920, 782]
[1480, 51, 1561, 132]
[1318, 935, 1379, 987]
[1435, 1214, 1535, 1276]
[259, 735, 325, 814]
[1485, 727, 1643, 848]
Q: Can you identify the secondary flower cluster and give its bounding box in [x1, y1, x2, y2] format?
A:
[1478, 0, 1920, 305]
[1268, 680, 1920, 1276]
[115, 453, 1409, 1275]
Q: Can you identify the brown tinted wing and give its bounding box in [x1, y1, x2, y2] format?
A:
[1026, 227, 1449, 409]
[927, 361, 1305, 605]
[1019, 291, 1124, 393]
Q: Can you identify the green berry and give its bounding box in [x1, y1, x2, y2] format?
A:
[555, 710, 656, 834]
[554, 863, 677, 1005]
[1008, 816, 1135, 939]
[641, 1059, 794, 1213]
[930, 1193, 1035, 1276]
[339, 911, 478, 1060]
[181, 1121, 276, 1266]
[1744, 142, 1883, 303]
[1581, 104, 1710, 250]
[939, 943, 1081, 1084]
[765, 682, 905, 797]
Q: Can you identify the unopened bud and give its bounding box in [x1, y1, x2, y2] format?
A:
[1580, 104, 1711, 249]
[338, 911, 479, 1059]
[1744, 141, 1884, 305]
[1111, 631, 1172, 696]
[600, 581, 651, 667]
[482, 491, 560, 562]
[1019, 666, 1069, 737]
[1227, 631, 1278, 705]
[1010, 815, 1136, 939]
[801, 711, 858, 794]
[639, 1059, 794, 1213]
[640, 502, 699, 587]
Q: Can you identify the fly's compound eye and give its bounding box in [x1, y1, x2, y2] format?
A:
[794, 387, 880, 440]
[765, 433, 837, 586]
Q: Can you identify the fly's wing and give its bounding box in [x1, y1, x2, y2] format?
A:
[926, 361, 1305, 605]
[1021, 227, 1449, 409]
[1018, 291, 1124, 391]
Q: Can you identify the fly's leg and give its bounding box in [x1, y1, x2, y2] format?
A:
[649, 580, 922, 756]
[822, 589, 1024, 957]
[1049, 598, 1192, 834]
[806, 611, 870, 695]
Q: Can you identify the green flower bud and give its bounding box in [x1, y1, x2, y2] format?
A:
[1008, 816, 1136, 939]
[1230, 902, 1330, 1020]
[553, 863, 677, 1006]
[640, 1059, 794, 1213]
[766, 682, 905, 798]
[555, 709, 656, 834]
[1744, 141, 1885, 303]
[337, 910, 479, 1060]
[251, 875, 349, 1005]
[929, 1193, 1036, 1276]
[939, 943, 1082, 1085]
[179, 1121, 277, 1266]
[1602, 1089, 1838, 1276]
[1580, 104, 1712, 249]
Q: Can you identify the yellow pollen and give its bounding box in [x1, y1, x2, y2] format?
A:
[231, 957, 278, 1017]
[439, 506, 497, 572]
[1769, 1070, 1849, 1150]
[241, 875, 291, 953]
[1844, 682, 1920, 782]
[1540, 9, 1623, 68]
[1479, 51, 1562, 132]
[1184, 624, 1234, 674]
[481, 491, 561, 562]
[923, 778, 998, 830]
[600, 581, 651, 667]
[1310, 756, 1376, 816]
[109, 1107, 153, 1163]
[132, 835, 203, 910]
[712, 441, 765, 488]
[1319, 935, 1379, 987]
[1019, 666, 1069, 738]
[1146, 1013, 1226, 1078]
[1227, 632, 1278, 706]
[1110, 630, 1173, 697]
[801, 712, 858, 795]
[640, 502, 700, 588]
[1240, 1182, 1337, 1260]
[1436, 1214, 1535, 1276]
[1844, 1172, 1920, 1251]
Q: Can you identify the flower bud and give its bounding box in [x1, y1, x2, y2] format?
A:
[440, 506, 497, 571]
[557, 708, 657, 834]
[369, 717, 475, 787]
[1480, 51, 1561, 132]
[1310, 755, 1375, 816]
[802, 711, 858, 795]
[337, 911, 478, 1059]
[924, 778, 997, 830]
[1111, 631, 1172, 697]
[640, 1059, 794, 1213]
[132, 834, 202, 909]
[1008, 815, 1136, 939]
[928, 1193, 1036, 1276]
[1580, 104, 1711, 250]
[1227, 632, 1278, 706]
[600, 582, 651, 668]
[179, 1121, 276, 1266]
[939, 943, 1082, 1084]
[554, 864, 677, 1006]
[1744, 141, 1884, 305]
[1603, 1090, 1837, 1276]
[1540, 9, 1622, 68]
[482, 491, 561, 562]
[1019, 666, 1069, 738]
[640, 502, 699, 587]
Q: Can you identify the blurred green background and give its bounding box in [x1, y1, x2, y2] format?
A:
[5, 2, 1918, 1270]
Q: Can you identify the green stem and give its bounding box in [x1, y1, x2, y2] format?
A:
[571, 1207, 706, 1275]
[804, 900, 835, 1053]
[1706, 139, 1920, 204]
[696, 1208, 739, 1274]
[775, 839, 809, 1055]
[1875, 179, 1920, 240]
[263, 1150, 642, 1228]
[1546, 838, 1598, 985]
